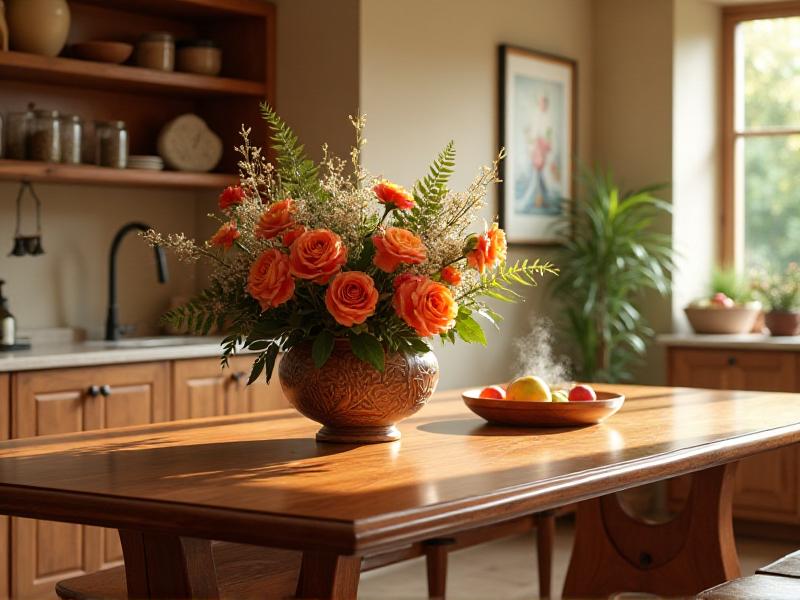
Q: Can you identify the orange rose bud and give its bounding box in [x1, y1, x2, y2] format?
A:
[441, 265, 462, 286]
[373, 180, 415, 210]
[281, 224, 306, 247]
[210, 221, 240, 250]
[393, 275, 458, 337]
[325, 271, 379, 327]
[466, 223, 507, 273]
[219, 185, 245, 210]
[289, 228, 347, 284]
[372, 227, 427, 273]
[256, 199, 296, 240]
[247, 249, 295, 310]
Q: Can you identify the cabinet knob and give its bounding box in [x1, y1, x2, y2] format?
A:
[87, 385, 101, 397]
[231, 371, 247, 384]
[100, 384, 112, 397]
[727, 356, 737, 366]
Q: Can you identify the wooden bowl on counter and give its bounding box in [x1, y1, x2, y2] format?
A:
[684, 306, 761, 334]
[71, 41, 133, 64]
[462, 389, 625, 427]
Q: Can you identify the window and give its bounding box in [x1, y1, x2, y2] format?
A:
[722, 4, 800, 272]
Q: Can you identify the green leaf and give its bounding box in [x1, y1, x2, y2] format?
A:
[349, 333, 385, 372]
[312, 331, 335, 369]
[263, 343, 281, 384]
[455, 315, 487, 345]
[247, 353, 267, 385]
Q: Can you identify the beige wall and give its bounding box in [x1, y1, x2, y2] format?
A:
[591, 0, 675, 384]
[672, 0, 722, 331]
[360, 0, 594, 390]
[0, 182, 201, 339]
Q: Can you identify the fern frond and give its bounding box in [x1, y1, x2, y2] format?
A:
[395, 141, 456, 232]
[260, 103, 321, 198]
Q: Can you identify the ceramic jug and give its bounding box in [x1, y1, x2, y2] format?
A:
[7, 0, 70, 57]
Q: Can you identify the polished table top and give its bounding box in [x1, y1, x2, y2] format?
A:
[1, 384, 799, 554]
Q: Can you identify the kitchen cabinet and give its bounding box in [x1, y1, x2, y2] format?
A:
[172, 355, 288, 420]
[667, 347, 800, 527]
[10, 362, 169, 600]
[1, 373, 8, 600]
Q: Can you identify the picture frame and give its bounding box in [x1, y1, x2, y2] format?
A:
[498, 45, 577, 245]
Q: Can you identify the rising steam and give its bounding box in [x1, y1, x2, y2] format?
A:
[512, 316, 573, 386]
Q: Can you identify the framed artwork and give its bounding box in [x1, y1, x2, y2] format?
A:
[498, 45, 576, 245]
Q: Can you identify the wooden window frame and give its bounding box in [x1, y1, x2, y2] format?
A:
[721, 1, 800, 266]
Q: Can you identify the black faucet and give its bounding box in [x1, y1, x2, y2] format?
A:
[105, 222, 169, 341]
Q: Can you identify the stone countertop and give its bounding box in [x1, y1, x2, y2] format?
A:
[657, 333, 800, 351]
[0, 336, 239, 372]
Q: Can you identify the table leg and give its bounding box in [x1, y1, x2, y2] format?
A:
[563, 463, 740, 598]
[295, 550, 361, 600]
[535, 512, 555, 599]
[118, 530, 219, 599]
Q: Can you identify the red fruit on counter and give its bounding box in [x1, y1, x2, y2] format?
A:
[568, 384, 597, 402]
[710, 292, 735, 308]
[479, 385, 506, 400]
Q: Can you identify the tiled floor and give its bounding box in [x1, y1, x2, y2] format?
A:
[359, 520, 799, 599]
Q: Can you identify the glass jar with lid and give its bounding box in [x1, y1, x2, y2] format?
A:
[6, 107, 34, 160]
[96, 120, 128, 168]
[59, 114, 82, 164]
[29, 109, 61, 163]
[137, 31, 175, 71]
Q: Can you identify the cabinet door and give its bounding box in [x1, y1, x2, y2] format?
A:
[227, 355, 289, 414]
[173, 357, 288, 420]
[11, 362, 168, 600]
[667, 348, 798, 523]
[1, 373, 8, 600]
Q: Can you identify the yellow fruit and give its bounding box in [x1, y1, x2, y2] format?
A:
[552, 390, 569, 403]
[506, 375, 552, 402]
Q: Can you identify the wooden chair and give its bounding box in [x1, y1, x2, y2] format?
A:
[56, 513, 555, 599]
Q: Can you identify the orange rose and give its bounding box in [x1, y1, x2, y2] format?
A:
[393, 275, 458, 337]
[325, 271, 379, 327]
[247, 249, 295, 310]
[466, 223, 507, 273]
[219, 185, 245, 210]
[372, 227, 427, 273]
[289, 229, 347, 284]
[256, 199, 296, 240]
[373, 180, 415, 210]
[210, 221, 240, 250]
[281, 225, 306, 247]
[441, 265, 462, 286]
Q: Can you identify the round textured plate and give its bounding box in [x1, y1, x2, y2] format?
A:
[462, 389, 625, 427]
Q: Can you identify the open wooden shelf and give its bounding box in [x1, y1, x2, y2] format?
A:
[0, 160, 237, 190]
[0, 51, 267, 98]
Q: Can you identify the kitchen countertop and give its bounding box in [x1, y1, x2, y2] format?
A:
[0, 336, 238, 372]
[658, 333, 800, 351]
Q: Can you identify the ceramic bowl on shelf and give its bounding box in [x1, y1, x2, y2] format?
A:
[684, 305, 761, 334]
[461, 389, 625, 427]
[71, 41, 134, 64]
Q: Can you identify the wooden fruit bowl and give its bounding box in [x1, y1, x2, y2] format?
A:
[462, 389, 625, 427]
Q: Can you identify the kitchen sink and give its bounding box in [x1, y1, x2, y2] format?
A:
[84, 336, 218, 349]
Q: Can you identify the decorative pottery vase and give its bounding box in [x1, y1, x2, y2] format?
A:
[279, 339, 439, 443]
[7, 0, 70, 57]
[765, 310, 800, 336]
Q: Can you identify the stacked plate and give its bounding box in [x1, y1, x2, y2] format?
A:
[127, 155, 165, 171]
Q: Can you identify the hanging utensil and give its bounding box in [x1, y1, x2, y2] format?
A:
[9, 180, 45, 257]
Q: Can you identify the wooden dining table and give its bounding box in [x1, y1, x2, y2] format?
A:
[1, 383, 800, 599]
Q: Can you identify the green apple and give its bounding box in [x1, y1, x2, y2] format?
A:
[552, 390, 569, 403]
[506, 375, 552, 402]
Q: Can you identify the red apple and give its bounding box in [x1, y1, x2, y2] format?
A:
[710, 292, 735, 309]
[479, 385, 506, 400]
[568, 384, 596, 402]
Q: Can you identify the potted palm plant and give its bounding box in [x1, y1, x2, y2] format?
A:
[752, 264, 800, 336]
[551, 170, 674, 382]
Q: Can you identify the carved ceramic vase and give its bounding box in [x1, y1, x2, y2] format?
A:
[279, 339, 439, 443]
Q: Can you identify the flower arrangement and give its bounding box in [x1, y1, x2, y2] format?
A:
[145, 105, 557, 384]
[751, 263, 800, 312]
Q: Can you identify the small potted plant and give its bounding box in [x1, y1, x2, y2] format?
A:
[752, 263, 800, 336]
